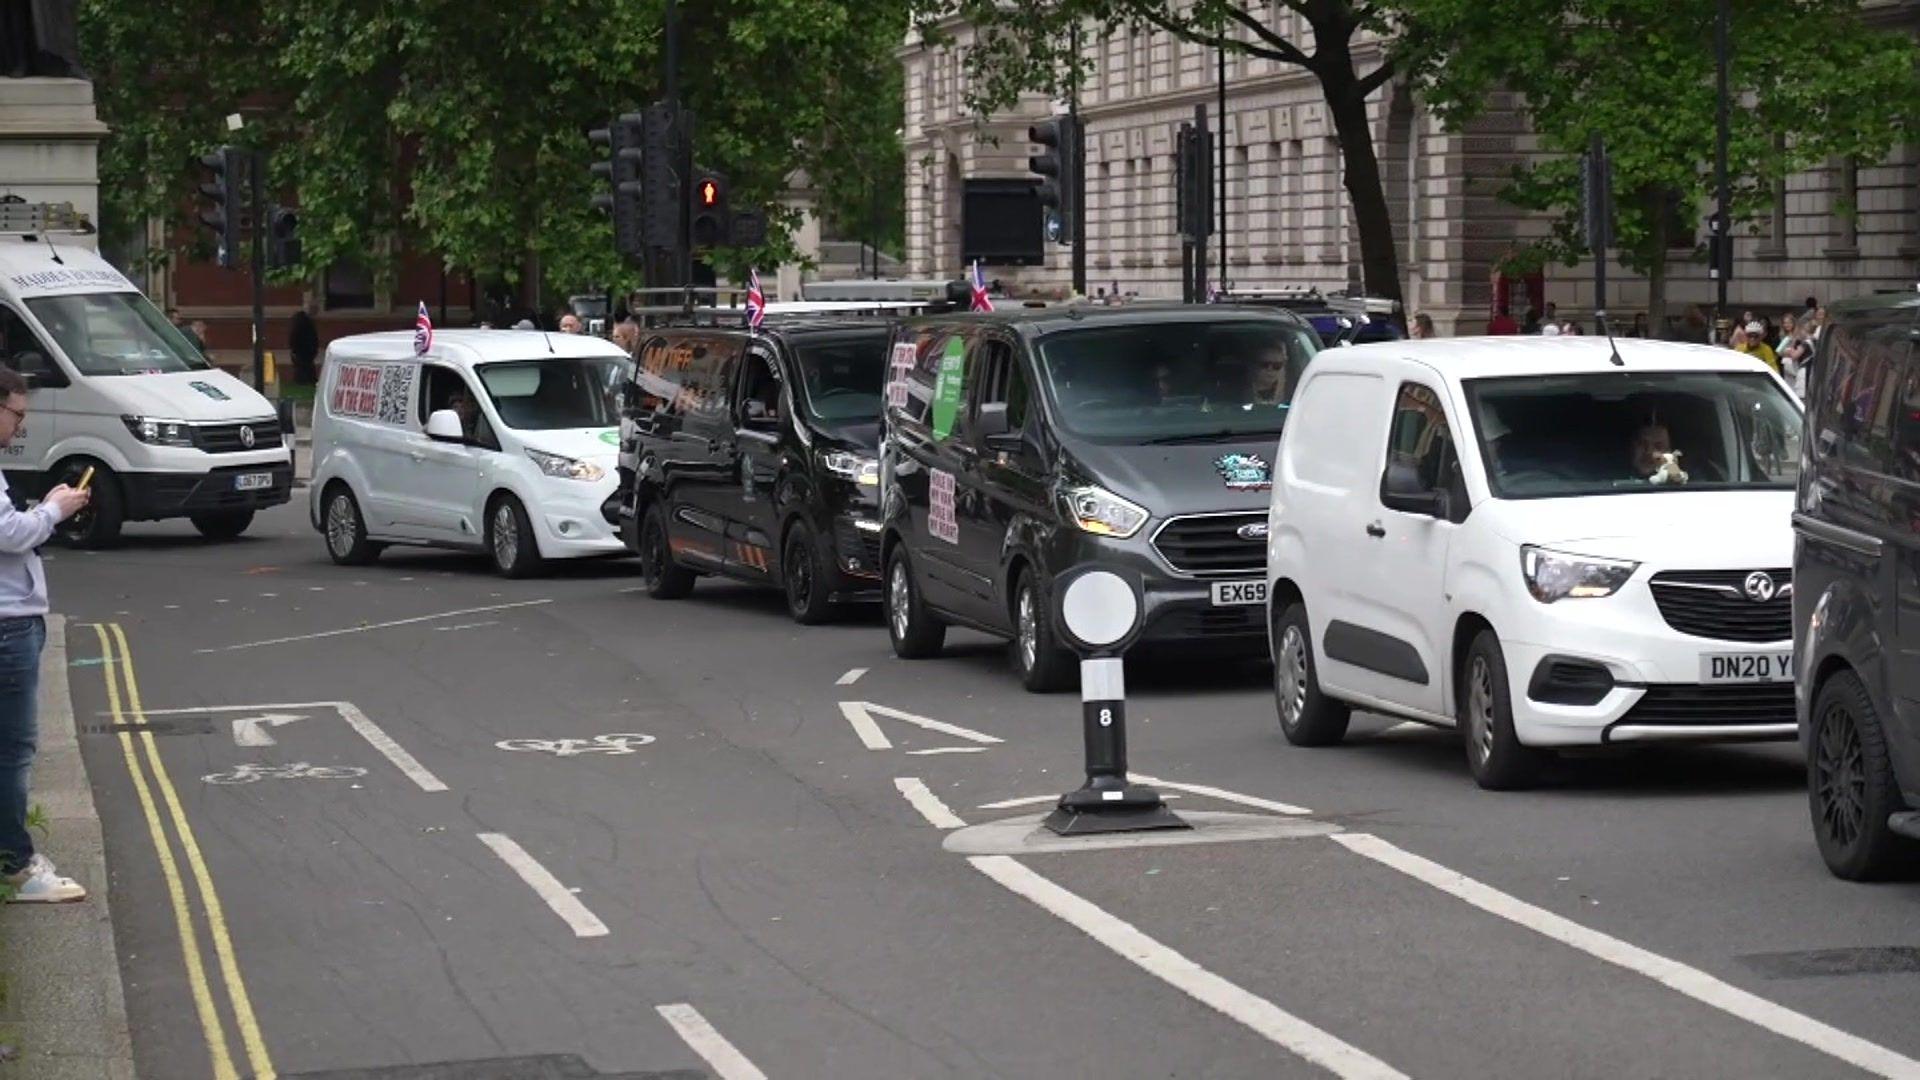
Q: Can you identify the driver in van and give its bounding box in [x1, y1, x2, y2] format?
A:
[1631, 421, 1673, 478]
[446, 384, 483, 441]
[1247, 344, 1291, 407]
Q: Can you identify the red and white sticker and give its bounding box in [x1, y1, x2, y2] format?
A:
[885, 342, 918, 411]
[329, 362, 385, 419]
[928, 468, 959, 544]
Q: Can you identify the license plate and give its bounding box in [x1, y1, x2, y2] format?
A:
[1700, 652, 1793, 683]
[233, 472, 274, 491]
[1210, 580, 1266, 606]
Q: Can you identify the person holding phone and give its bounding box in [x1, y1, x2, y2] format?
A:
[0, 367, 90, 902]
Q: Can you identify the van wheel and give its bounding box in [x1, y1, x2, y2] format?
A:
[782, 521, 834, 625]
[1013, 572, 1074, 692]
[1809, 671, 1917, 880]
[322, 484, 381, 566]
[54, 462, 123, 549]
[638, 502, 695, 599]
[1272, 602, 1349, 745]
[191, 510, 254, 540]
[487, 494, 544, 578]
[1461, 630, 1544, 790]
[885, 546, 945, 659]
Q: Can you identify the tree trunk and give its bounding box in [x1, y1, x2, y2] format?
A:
[1318, 64, 1404, 312]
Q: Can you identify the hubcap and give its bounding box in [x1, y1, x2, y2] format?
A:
[1813, 704, 1867, 848]
[1468, 656, 1496, 766]
[1277, 625, 1308, 728]
[492, 504, 518, 568]
[1017, 586, 1039, 672]
[889, 561, 911, 641]
[326, 495, 355, 556]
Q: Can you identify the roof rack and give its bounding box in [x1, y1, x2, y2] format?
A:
[0, 199, 94, 237]
[1218, 285, 1400, 319]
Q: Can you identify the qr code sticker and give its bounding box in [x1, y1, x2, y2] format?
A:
[376, 364, 415, 426]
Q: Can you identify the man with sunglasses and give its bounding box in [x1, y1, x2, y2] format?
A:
[0, 367, 91, 902]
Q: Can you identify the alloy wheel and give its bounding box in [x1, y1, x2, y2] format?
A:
[326, 495, 355, 557]
[1017, 585, 1039, 673]
[1468, 656, 1496, 766]
[889, 561, 911, 641]
[788, 541, 813, 611]
[1813, 704, 1867, 850]
[492, 504, 518, 569]
[1277, 624, 1308, 727]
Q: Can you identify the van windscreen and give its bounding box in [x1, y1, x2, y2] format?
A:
[1034, 319, 1319, 443]
[25, 292, 210, 375]
[477, 357, 629, 430]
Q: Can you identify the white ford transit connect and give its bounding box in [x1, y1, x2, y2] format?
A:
[0, 223, 292, 545]
[310, 330, 632, 576]
[1267, 337, 1803, 789]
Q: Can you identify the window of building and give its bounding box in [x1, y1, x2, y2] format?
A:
[324, 258, 376, 311]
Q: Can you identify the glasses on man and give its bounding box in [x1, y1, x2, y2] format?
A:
[0, 403, 26, 424]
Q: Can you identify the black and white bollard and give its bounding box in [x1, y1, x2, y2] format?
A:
[1042, 566, 1189, 836]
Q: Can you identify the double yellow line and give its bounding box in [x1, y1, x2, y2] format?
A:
[92, 623, 275, 1080]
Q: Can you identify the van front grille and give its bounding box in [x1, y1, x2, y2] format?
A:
[193, 418, 282, 454]
[1648, 569, 1792, 643]
[1151, 513, 1266, 577]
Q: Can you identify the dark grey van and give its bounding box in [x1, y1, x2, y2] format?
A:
[1792, 290, 1920, 879]
[877, 304, 1320, 691]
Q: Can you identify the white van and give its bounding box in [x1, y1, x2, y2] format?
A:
[0, 226, 293, 545]
[1266, 337, 1803, 789]
[310, 329, 632, 576]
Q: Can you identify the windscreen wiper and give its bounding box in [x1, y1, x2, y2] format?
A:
[1143, 428, 1278, 445]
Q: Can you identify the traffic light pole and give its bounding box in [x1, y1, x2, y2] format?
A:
[1069, 24, 1086, 298]
[248, 148, 266, 392]
[1712, 0, 1731, 343]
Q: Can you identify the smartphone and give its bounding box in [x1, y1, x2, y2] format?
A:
[76, 466, 94, 492]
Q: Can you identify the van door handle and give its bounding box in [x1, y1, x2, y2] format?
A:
[1365, 522, 1386, 538]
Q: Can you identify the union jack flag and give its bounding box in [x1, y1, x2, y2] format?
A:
[969, 260, 994, 313]
[745, 268, 766, 329]
[413, 301, 433, 355]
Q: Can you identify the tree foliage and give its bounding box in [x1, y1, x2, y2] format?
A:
[78, 0, 909, 299]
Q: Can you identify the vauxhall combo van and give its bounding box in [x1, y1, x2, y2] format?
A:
[0, 223, 292, 545]
[311, 330, 632, 576]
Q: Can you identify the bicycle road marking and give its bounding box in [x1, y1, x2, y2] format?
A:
[138, 700, 448, 793]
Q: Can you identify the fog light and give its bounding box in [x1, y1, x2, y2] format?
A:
[557, 519, 578, 536]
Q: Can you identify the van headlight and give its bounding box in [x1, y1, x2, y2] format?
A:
[1521, 545, 1638, 603]
[1059, 483, 1149, 538]
[526, 448, 605, 482]
[121, 415, 194, 447]
[821, 450, 879, 486]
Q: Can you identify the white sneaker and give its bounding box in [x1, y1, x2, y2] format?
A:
[6, 864, 86, 903]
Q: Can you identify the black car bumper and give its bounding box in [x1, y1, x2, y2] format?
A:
[123, 466, 295, 521]
[1041, 524, 1269, 651]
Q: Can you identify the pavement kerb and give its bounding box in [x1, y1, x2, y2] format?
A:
[0, 613, 138, 1079]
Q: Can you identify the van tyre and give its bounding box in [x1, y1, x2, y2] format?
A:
[1809, 671, 1917, 881]
[53, 462, 123, 549]
[487, 493, 544, 578]
[1013, 572, 1074, 693]
[782, 520, 834, 625]
[322, 484, 381, 566]
[190, 510, 254, 541]
[638, 502, 695, 599]
[885, 546, 945, 659]
[1272, 602, 1349, 745]
[1461, 630, 1543, 790]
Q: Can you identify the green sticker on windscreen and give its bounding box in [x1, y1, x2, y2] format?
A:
[930, 337, 967, 440]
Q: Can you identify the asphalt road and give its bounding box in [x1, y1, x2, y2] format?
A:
[48, 499, 1920, 1080]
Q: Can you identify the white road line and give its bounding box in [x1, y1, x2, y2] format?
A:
[835, 667, 867, 685]
[656, 1003, 768, 1080]
[193, 599, 553, 653]
[970, 855, 1406, 1080]
[894, 777, 967, 829]
[477, 833, 609, 938]
[137, 701, 448, 793]
[433, 621, 499, 632]
[1333, 833, 1920, 1078]
[978, 794, 1060, 810]
[839, 700, 891, 750]
[906, 747, 988, 756]
[841, 700, 1003, 747]
[1131, 774, 1311, 816]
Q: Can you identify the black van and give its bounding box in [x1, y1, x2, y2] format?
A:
[1793, 290, 1920, 880]
[617, 318, 893, 622]
[877, 303, 1320, 690]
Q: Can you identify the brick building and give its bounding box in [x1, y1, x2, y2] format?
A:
[902, 11, 1920, 334]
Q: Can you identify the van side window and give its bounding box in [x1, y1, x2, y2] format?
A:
[739, 346, 781, 426]
[419, 365, 495, 448]
[1812, 316, 1912, 470]
[893, 327, 970, 439]
[976, 340, 1028, 433]
[0, 306, 58, 381]
[1386, 382, 1454, 492]
[633, 334, 737, 431]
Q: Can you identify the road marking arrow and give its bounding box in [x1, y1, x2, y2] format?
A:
[837, 701, 1002, 751]
[230, 713, 305, 748]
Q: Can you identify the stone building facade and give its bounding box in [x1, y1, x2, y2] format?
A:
[901, 13, 1920, 335]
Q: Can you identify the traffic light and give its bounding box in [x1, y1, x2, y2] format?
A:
[1174, 123, 1212, 242]
[267, 206, 300, 271]
[641, 102, 683, 249]
[589, 112, 646, 259]
[1027, 115, 1082, 245]
[689, 169, 728, 248]
[197, 145, 242, 269]
[1579, 135, 1613, 255]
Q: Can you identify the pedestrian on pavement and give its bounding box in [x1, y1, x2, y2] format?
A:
[171, 310, 205, 356]
[610, 319, 640, 358]
[1778, 316, 1816, 397]
[558, 314, 583, 334]
[1542, 302, 1558, 330]
[289, 302, 320, 385]
[0, 368, 90, 903]
[1488, 305, 1520, 335]
[1629, 313, 1649, 338]
[189, 320, 211, 356]
[1411, 313, 1435, 339]
[1734, 321, 1781, 374]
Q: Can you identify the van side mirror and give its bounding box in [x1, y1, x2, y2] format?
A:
[743, 398, 780, 429]
[425, 409, 467, 443]
[1381, 461, 1445, 517]
[16, 356, 64, 389]
[976, 401, 1022, 452]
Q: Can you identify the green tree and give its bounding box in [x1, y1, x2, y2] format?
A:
[1401, 0, 1919, 328]
[915, 0, 1409, 307]
[79, 0, 909, 309]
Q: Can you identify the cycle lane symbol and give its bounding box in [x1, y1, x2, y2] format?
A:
[495, 733, 656, 757]
[203, 762, 371, 785]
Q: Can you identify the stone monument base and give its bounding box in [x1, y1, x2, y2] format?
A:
[0, 77, 108, 246]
